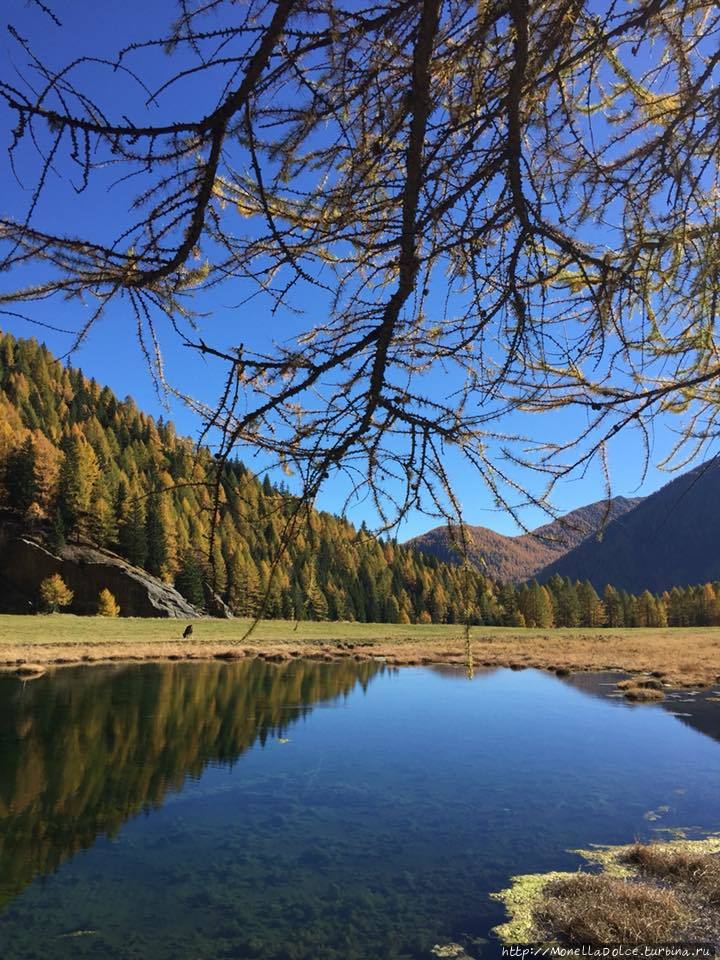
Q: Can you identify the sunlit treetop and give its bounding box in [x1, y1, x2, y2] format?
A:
[1, 0, 719, 532]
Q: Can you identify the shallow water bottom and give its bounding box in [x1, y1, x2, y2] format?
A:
[0, 660, 719, 959]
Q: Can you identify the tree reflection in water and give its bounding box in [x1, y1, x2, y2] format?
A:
[0, 658, 383, 908]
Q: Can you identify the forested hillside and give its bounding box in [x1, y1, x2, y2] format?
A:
[2, 331, 719, 628]
[0, 331, 494, 624]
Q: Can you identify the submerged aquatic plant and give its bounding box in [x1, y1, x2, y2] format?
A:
[431, 944, 473, 959]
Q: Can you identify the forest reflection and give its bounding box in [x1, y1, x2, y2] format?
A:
[0, 657, 383, 910]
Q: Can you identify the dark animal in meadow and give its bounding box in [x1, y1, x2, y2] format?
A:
[182, 624, 193, 639]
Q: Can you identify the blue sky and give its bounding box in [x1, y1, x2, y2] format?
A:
[0, 0, 698, 539]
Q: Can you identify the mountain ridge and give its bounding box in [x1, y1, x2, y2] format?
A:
[408, 495, 642, 584]
[535, 458, 720, 593]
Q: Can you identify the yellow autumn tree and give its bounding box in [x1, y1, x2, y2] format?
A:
[39, 575, 73, 613]
[97, 589, 120, 617]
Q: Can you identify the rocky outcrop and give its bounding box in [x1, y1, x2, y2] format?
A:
[0, 529, 201, 618]
[203, 582, 234, 619]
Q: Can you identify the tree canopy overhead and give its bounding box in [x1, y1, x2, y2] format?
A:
[1, 0, 719, 528]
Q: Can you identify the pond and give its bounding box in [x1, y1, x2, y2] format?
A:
[0, 659, 719, 959]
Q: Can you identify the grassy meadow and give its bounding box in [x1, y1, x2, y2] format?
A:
[1, 614, 719, 688]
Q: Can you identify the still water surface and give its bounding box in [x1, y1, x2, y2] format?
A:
[0, 659, 719, 959]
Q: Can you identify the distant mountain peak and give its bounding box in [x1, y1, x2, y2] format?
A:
[535, 458, 720, 593]
[407, 495, 642, 583]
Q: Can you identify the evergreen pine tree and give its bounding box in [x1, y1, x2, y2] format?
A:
[58, 431, 100, 541]
[145, 497, 168, 577]
[175, 553, 205, 608]
[4, 435, 37, 515]
[47, 513, 66, 553]
[603, 585, 623, 627]
[499, 582, 519, 626]
[578, 580, 604, 627]
[119, 497, 148, 568]
[556, 580, 581, 627]
[306, 572, 329, 620]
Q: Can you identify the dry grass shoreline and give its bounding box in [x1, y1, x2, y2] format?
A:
[492, 838, 720, 947]
[0, 615, 719, 688]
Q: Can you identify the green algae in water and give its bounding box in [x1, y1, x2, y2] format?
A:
[1, 662, 720, 958]
[491, 872, 576, 943]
